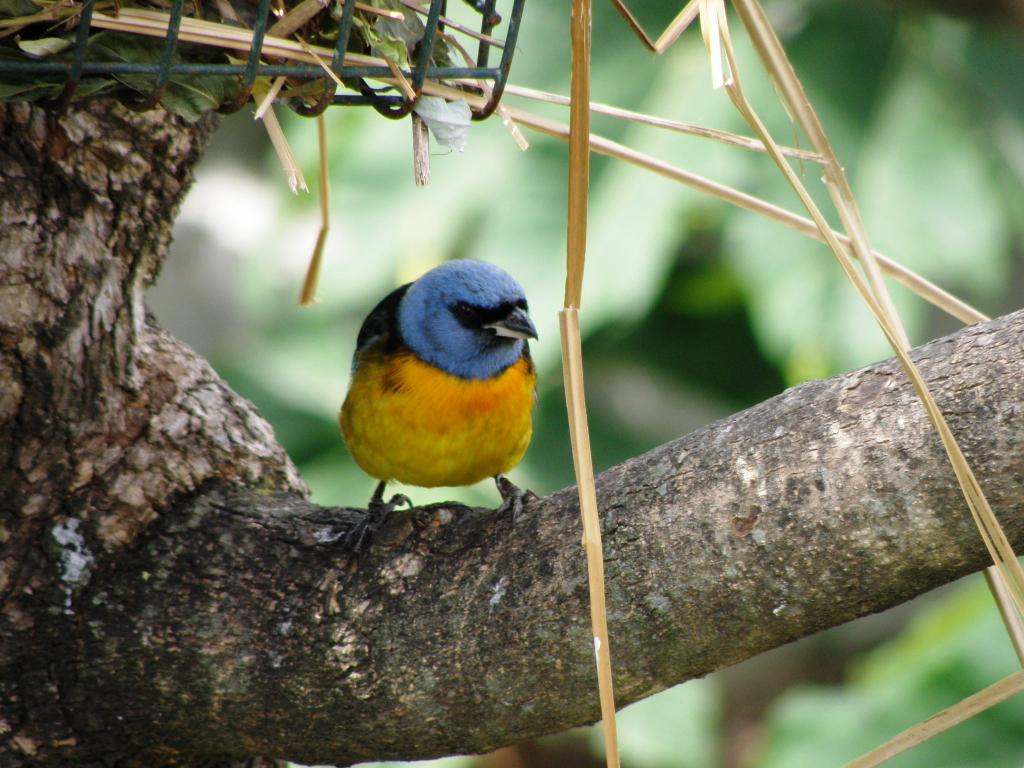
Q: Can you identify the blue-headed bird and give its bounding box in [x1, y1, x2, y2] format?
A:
[340, 260, 538, 518]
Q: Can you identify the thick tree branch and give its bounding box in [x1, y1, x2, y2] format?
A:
[1, 99, 1023, 767]
[20, 312, 1024, 765]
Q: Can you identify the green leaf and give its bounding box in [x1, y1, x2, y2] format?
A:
[85, 32, 236, 121]
[352, 13, 408, 67]
[0, 80, 51, 99]
[0, 0, 41, 18]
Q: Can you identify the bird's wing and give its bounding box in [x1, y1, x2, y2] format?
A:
[353, 283, 412, 368]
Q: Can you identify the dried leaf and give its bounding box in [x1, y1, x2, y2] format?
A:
[16, 36, 72, 58]
[413, 96, 471, 151]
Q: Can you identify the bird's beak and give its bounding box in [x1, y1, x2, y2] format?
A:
[485, 307, 538, 340]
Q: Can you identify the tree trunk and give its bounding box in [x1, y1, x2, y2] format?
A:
[0, 99, 304, 766]
[1, 99, 1023, 767]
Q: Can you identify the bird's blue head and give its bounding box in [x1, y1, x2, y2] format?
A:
[398, 260, 538, 380]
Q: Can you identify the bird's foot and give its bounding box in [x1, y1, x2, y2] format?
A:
[369, 479, 412, 517]
[368, 492, 413, 517]
[494, 475, 537, 524]
[350, 482, 413, 552]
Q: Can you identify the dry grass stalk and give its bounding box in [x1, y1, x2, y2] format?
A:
[266, 0, 325, 38]
[399, 0, 505, 49]
[560, 310, 620, 768]
[259, 100, 307, 192]
[298, 35, 345, 88]
[385, 56, 416, 101]
[842, 670, 1024, 768]
[503, 84, 823, 161]
[564, 0, 619, 765]
[610, 0, 699, 54]
[89, 8, 382, 67]
[564, 0, 591, 310]
[494, 103, 530, 151]
[298, 114, 330, 305]
[352, 1, 405, 21]
[254, 73, 285, 118]
[217, 8, 307, 195]
[984, 568, 1024, 666]
[729, 0, 909, 346]
[411, 112, 430, 185]
[0, 0, 111, 35]
[699, 0, 731, 88]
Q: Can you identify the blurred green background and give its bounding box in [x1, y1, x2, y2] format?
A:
[150, 0, 1024, 765]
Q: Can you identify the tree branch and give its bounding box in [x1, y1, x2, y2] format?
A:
[29, 313, 1024, 764]
[2, 99, 1023, 767]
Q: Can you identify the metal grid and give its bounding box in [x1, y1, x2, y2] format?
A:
[0, 0, 526, 117]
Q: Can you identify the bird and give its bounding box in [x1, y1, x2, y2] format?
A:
[340, 259, 538, 522]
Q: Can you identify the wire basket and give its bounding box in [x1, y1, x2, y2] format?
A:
[0, 0, 526, 118]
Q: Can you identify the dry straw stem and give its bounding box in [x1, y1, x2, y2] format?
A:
[564, 0, 592, 310]
[384, 56, 416, 101]
[298, 113, 330, 306]
[398, 0, 506, 49]
[254, 91, 307, 192]
[503, 84, 823, 162]
[266, 0, 328, 39]
[843, 670, 1024, 768]
[411, 112, 430, 185]
[253, 73, 285, 118]
[299, 35, 345, 88]
[564, 0, 619, 765]
[89, 8, 383, 68]
[560, 309, 620, 768]
[716, 0, 1024, 617]
[985, 568, 1024, 666]
[610, 0, 699, 54]
[217, 5, 307, 195]
[699, 0, 731, 89]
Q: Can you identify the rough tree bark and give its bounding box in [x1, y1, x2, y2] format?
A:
[1, 100, 1023, 768]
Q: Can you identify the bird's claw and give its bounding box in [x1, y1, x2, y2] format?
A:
[350, 483, 413, 553]
[364, 492, 412, 542]
[494, 475, 537, 524]
[369, 492, 412, 517]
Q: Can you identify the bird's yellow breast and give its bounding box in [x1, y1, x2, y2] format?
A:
[340, 350, 536, 488]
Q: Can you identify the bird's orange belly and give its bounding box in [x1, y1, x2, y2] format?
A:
[340, 352, 536, 488]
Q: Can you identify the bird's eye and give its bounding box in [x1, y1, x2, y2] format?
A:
[452, 302, 478, 323]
